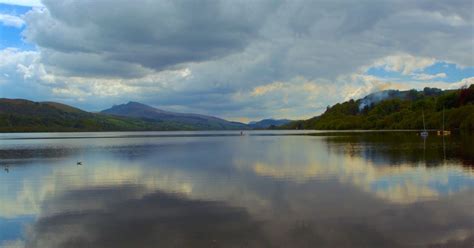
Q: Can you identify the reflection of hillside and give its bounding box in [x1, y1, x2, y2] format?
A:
[0, 147, 78, 163]
[321, 132, 474, 167]
[233, 133, 474, 204]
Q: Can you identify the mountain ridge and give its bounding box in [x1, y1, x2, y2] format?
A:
[101, 101, 247, 130]
[248, 119, 292, 129]
[0, 99, 248, 132]
[1, 85, 473, 132]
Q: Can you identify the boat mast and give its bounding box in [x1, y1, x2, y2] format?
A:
[442, 107, 445, 132]
[422, 109, 426, 131]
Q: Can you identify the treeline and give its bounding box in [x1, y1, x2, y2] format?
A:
[284, 84, 474, 131]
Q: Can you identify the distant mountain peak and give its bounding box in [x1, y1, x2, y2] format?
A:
[117, 101, 153, 108]
[126, 101, 147, 106]
[101, 102, 248, 130]
[248, 118, 292, 129]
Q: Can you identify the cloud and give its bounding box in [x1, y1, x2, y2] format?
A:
[0, 13, 24, 28]
[25, 187, 266, 248]
[0, 240, 25, 248]
[370, 53, 436, 75]
[239, 77, 338, 119]
[21, 0, 474, 78]
[251, 82, 285, 96]
[0, 0, 42, 7]
[0, 0, 472, 119]
[413, 72, 447, 81]
[0, 48, 195, 105]
[22, 0, 279, 77]
[2, 133, 474, 246]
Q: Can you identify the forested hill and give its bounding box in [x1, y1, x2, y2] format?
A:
[0, 99, 174, 132]
[0, 99, 246, 132]
[283, 85, 474, 131]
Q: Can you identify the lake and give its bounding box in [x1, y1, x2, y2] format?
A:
[0, 131, 473, 247]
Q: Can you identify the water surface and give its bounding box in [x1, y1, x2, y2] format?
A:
[1, 131, 473, 247]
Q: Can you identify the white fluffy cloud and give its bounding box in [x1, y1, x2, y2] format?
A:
[0, 0, 42, 7]
[0, 13, 24, 28]
[370, 54, 437, 75]
[0, 0, 473, 119]
[413, 73, 447, 81]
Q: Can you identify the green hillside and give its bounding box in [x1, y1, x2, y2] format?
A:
[283, 85, 474, 131]
[0, 99, 199, 132]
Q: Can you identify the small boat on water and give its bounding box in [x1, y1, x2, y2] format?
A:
[420, 131, 428, 137]
[420, 109, 428, 138]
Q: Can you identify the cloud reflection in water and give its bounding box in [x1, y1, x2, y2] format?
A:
[0, 132, 473, 247]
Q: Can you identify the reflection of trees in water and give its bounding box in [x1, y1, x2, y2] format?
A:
[0, 147, 77, 160]
[0, 147, 80, 169]
[322, 132, 474, 168]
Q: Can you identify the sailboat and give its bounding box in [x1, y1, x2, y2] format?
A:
[437, 107, 451, 136]
[420, 109, 428, 138]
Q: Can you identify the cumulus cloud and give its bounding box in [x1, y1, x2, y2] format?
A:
[0, 0, 472, 119]
[413, 72, 447, 81]
[232, 77, 343, 119]
[0, 13, 24, 28]
[0, 0, 42, 7]
[370, 53, 436, 75]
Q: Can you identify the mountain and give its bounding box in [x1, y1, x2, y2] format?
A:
[248, 119, 292, 129]
[0, 99, 246, 132]
[101, 101, 248, 130]
[282, 85, 474, 131]
[0, 98, 153, 132]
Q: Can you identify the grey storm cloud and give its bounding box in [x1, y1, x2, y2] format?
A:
[23, 0, 473, 79]
[23, 0, 280, 77]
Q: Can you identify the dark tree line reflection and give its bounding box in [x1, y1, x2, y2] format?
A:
[321, 132, 474, 168]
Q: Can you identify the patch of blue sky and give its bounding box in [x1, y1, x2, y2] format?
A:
[427, 174, 474, 195]
[0, 24, 34, 49]
[366, 61, 474, 83]
[0, 3, 31, 15]
[0, 215, 35, 243]
[370, 179, 391, 191]
[422, 61, 474, 83]
[370, 172, 474, 197]
[0, 3, 34, 50]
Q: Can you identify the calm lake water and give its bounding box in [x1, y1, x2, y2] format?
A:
[0, 131, 473, 248]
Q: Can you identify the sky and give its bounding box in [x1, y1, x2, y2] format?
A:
[0, 0, 473, 122]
